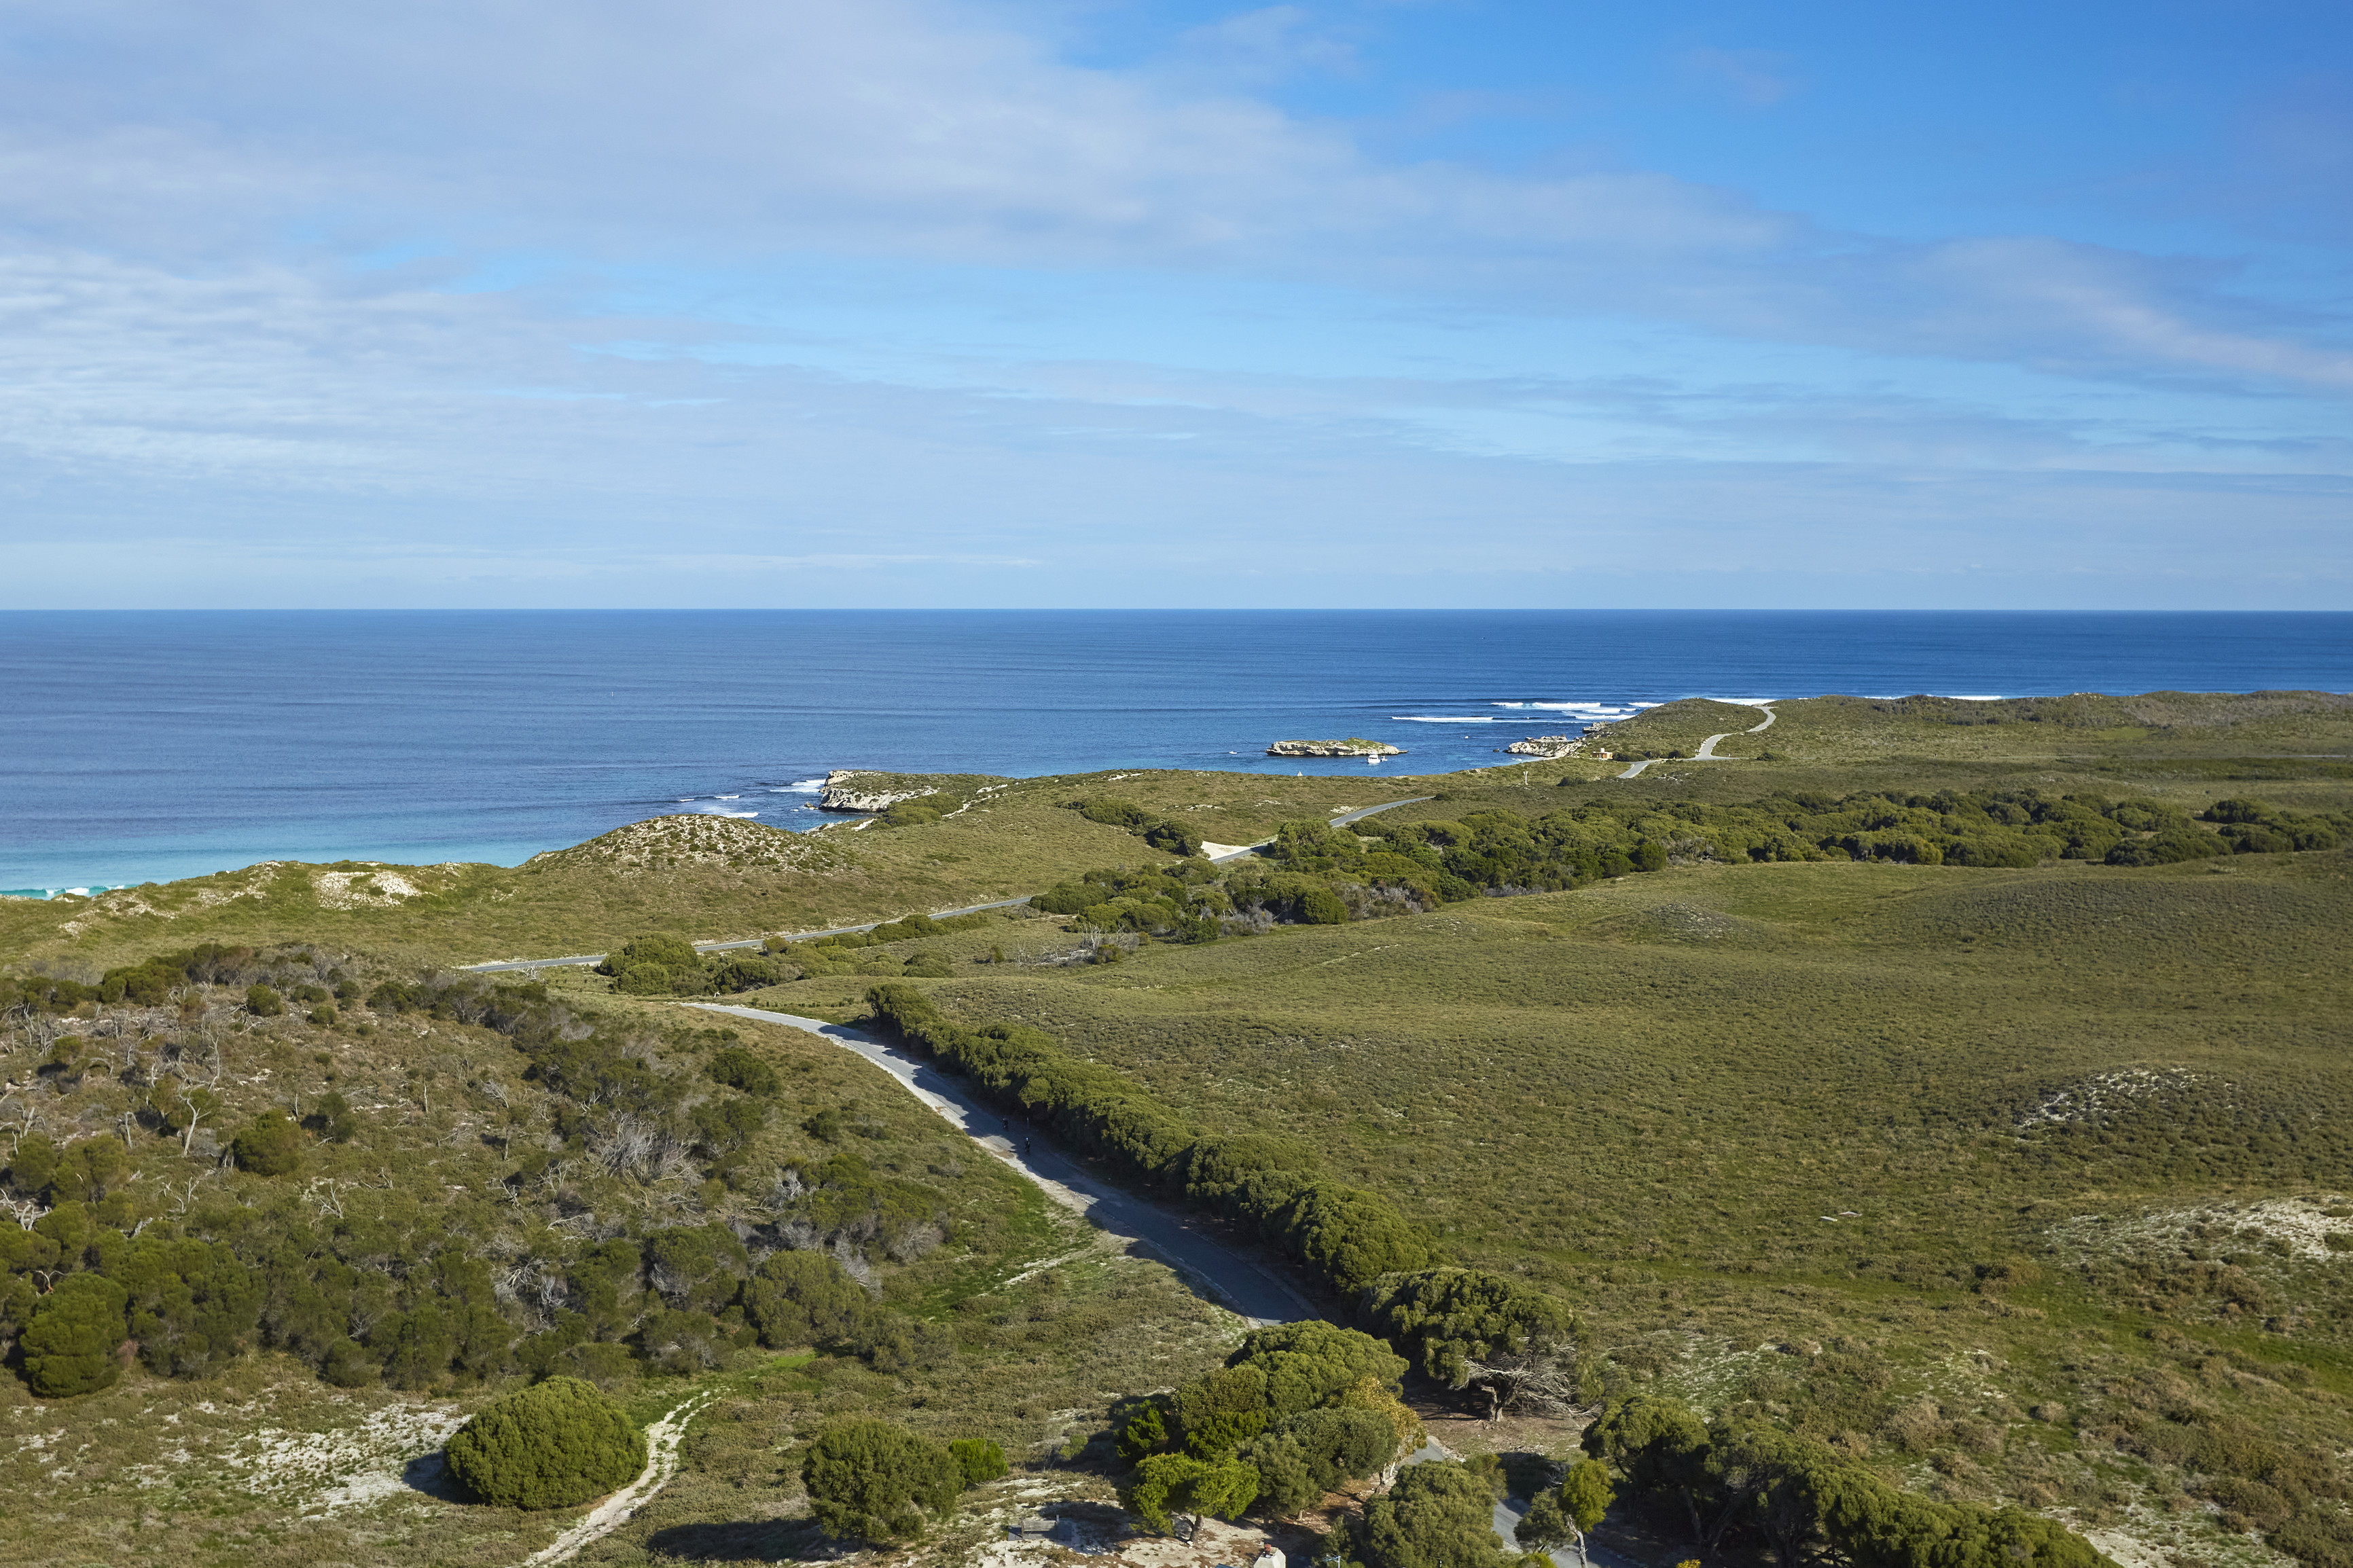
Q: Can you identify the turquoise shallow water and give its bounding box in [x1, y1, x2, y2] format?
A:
[3, 608, 2347, 891]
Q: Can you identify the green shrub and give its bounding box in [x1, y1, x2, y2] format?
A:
[444, 1376, 646, 1509]
[1144, 820, 1205, 857]
[949, 1437, 1008, 1487]
[1361, 1266, 1578, 1393]
[230, 1110, 304, 1176]
[643, 1223, 750, 1315]
[802, 1419, 963, 1544]
[1583, 1392, 2106, 1568]
[1075, 797, 1153, 829]
[1325, 1459, 1519, 1567]
[321, 1338, 380, 1387]
[5, 1132, 58, 1196]
[613, 933, 700, 971]
[1117, 1404, 1170, 1461]
[22, 1273, 130, 1397]
[705, 1046, 778, 1095]
[2107, 829, 2228, 867]
[600, 934, 708, 993]
[744, 1250, 872, 1350]
[53, 1137, 129, 1203]
[245, 984, 283, 1017]
[1121, 1451, 1261, 1534]
[306, 1091, 361, 1144]
[708, 955, 793, 993]
[1237, 1406, 1399, 1518]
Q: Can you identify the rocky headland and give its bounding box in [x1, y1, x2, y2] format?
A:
[818, 769, 931, 812]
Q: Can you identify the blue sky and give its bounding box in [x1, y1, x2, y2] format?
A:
[1, 0, 2346, 607]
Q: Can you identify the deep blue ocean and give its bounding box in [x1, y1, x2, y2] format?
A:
[4, 610, 2348, 894]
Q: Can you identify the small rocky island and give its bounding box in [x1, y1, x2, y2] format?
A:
[1265, 738, 1403, 758]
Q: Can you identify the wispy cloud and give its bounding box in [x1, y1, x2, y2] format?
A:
[0, 0, 2342, 607]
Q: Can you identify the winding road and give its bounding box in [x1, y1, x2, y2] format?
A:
[685, 1002, 1316, 1326]
[1616, 703, 1776, 779]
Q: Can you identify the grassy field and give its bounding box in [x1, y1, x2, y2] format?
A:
[4, 689, 2351, 1568]
[759, 846, 2349, 1564]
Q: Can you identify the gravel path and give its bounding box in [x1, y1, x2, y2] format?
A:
[521, 1389, 715, 1566]
[687, 1003, 1316, 1326]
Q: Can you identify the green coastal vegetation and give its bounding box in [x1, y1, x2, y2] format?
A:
[0, 689, 2349, 1568]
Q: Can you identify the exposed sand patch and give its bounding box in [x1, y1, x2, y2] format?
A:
[2015, 1067, 2212, 1132]
[2051, 1195, 2353, 1264]
[111, 1398, 473, 1514]
[313, 868, 424, 909]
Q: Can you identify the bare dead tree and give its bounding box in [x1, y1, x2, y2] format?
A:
[1459, 1342, 1587, 1421]
[175, 1085, 221, 1155]
[301, 1178, 351, 1220]
[0, 1095, 38, 1158]
[163, 1174, 210, 1216]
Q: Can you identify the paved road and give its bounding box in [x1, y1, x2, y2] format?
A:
[464, 797, 1437, 968]
[685, 1002, 1317, 1326]
[1617, 704, 1776, 779]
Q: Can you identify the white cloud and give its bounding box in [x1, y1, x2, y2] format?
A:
[0, 0, 2338, 394]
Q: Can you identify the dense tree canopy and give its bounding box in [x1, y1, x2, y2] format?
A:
[22, 1273, 130, 1398]
[1363, 1266, 1579, 1408]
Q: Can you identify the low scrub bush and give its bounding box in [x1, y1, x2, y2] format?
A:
[445, 1376, 645, 1509]
[802, 1418, 963, 1544]
[1067, 796, 1206, 860]
[1582, 1391, 2104, 1568]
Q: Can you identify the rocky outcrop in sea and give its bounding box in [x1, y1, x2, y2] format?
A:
[1265, 739, 1403, 758]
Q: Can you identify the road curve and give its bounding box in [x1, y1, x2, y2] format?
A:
[1204, 795, 1436, 862]
[1617, 704, 1776, 779]
[464, 798, 1439, 968]
[685, 1002, 1316, 1326]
